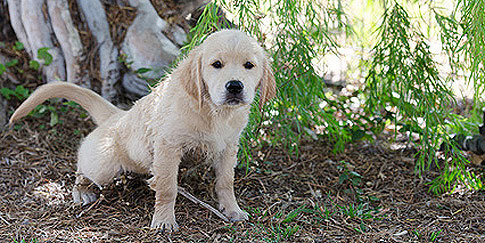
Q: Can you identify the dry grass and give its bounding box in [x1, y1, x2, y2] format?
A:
[0, 103, 484, 243]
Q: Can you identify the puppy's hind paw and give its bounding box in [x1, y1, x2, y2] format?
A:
[72, 186, 98, 205]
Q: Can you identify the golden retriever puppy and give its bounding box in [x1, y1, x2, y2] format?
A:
[9, 29, 276, 232]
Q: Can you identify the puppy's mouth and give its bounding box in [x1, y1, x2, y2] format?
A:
[224, 95, 245, 106]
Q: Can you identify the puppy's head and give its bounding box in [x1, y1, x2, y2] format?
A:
[177, 29, 276, 109]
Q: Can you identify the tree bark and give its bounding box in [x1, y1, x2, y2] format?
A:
[20, 0, 66, 82]
[3, 0, 222, 100]
[47, 0, 89, 87]
[6, 0, 31, 55]
[76, 0, 120, 101]
[121, 0, 183, 96]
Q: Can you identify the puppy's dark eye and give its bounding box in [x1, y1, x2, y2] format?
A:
[244, 61, 254, 69]
[211, 60, 223, 69]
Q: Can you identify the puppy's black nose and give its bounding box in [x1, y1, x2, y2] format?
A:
[225, 80, 244, 94]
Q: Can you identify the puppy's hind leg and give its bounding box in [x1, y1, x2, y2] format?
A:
[149, 144, 182, 233]
[72, 130, 122, 205]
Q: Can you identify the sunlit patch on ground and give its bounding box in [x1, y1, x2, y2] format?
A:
[34, 180, 69, 206]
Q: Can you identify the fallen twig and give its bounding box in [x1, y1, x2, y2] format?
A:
[177, 186, 229, 222]
[0, 213, 11, 225]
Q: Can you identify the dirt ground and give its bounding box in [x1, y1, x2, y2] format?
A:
[0, 103, 484, 243]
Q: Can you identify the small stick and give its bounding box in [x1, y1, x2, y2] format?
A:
[177, 186, 229, 222]
[0, 213, 11, 225]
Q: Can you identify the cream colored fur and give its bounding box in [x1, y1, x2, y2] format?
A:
[9, 29, 276, 233]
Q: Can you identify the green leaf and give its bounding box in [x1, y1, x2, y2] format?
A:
[14, 41, 24, 51]
[5, 59, 19, 67]
[29, 60, 40, 70]
[63, 101, 80, 108]
[50, 111, 59, 127]
[37, 47, 53, 66]
[281, 205, 305, 224]
[135, 68, 152, 74]
[0, 63, 5, 75]
[0, 88, 15, 100]
[15, 85, 29, 100]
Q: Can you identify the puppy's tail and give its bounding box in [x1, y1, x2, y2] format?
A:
[9, 82, 122, 125]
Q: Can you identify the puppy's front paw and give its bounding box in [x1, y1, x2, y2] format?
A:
[224, 209, 249, 222]
[151, 216, 179, 233]
[72, 186, 98, 205]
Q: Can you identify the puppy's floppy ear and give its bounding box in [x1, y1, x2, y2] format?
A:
[259, 55, 276, 109]
[175, 46, 205, 109]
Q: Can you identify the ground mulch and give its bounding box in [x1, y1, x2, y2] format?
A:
[1, 2, 483, 241]
[0, 102, 484, 243]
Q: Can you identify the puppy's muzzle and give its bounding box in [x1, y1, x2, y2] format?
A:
[225, 80, 245, 105]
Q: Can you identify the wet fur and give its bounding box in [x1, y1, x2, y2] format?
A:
[9, 29, 276, 232]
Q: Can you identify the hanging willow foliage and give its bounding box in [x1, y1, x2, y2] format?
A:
[180, 0, 484, 194]
[183, 0, 351, 164]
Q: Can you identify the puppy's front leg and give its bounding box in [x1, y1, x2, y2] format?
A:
[149, 145, 181, 233]
[214, 146, 249, 222]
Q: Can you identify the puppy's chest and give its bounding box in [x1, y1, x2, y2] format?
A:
[195, 120, 242, 152]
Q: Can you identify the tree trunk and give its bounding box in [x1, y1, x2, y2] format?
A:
[121, 0, 183, 96]
[2, 0, 229, 102]
[76, 0, 120, 101]
[20, 0, 66, 81]
[47, 0, 89, 87]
